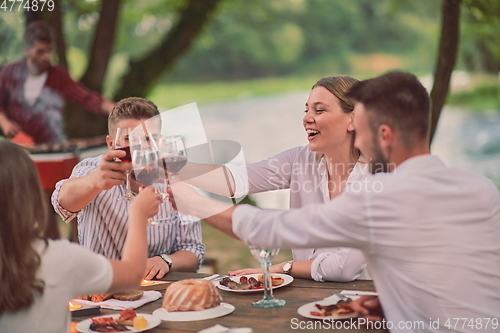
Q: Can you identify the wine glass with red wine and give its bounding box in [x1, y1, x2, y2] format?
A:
[158, 136, 188, 180]
[114, 127, 134, 201]
[131, 148, 165, 226]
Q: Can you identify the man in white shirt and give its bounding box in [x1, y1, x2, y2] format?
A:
[169, 71, 500, 333]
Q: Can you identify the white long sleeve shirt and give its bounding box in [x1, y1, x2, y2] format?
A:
[226, 145, 370, 281]
[232, 155, 500, 333]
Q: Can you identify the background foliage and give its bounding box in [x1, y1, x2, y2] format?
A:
[1, 0, 499, 273]
[1, 0, 498, 96]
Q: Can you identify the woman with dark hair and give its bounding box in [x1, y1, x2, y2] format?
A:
[185, 76, 370, 282]
[0, 141, 160, 333]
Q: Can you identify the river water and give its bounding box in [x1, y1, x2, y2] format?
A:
[432, 106, 500, 186]
[192, 92, 500, 209]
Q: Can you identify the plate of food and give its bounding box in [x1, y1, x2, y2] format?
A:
[297, 295, 358, 320]
[75, 310, 161, 332]
[216, 273, 293, 293]
[74, 290, 145, 303]
[152, 302, 235, 322]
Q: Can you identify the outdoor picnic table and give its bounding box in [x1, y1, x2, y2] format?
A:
[72, 272, 385, 333]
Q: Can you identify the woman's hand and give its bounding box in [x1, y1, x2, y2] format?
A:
[167, 181, 202, 216]
[130, 187, 160, 221]
[228, 268, 261, 276]
[229, 263, 283, 276]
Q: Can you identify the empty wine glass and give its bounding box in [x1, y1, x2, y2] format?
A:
[249, 246, 286, 308]
[158, 136, 188, 180]
[114, 127, 135, 201]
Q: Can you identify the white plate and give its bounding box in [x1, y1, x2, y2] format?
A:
[152, 302, 235, 321]
[297, 295, 359, 320]
[216, 273, 293, 293]
[75, 313, 161, 332]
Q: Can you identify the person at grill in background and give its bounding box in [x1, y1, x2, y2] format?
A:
[52, 97, 204, 280]
[0, 20, 114, 239]
[0, 20, 114, 143]
[0, 140, 160, 333]
[169, 71, 500, 332]
[180, 76, 370, 282]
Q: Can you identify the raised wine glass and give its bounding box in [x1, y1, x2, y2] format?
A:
[249, 246, 286, 308]
[114, 127, 134, 201]
[131, 147, 165, 226]
[158, 136, 188, 180]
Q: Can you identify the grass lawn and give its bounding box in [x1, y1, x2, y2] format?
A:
[201, 222, 293, 274]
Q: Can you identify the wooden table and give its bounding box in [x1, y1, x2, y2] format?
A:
[73, 272, 385, 333]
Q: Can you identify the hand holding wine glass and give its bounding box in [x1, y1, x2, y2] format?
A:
[113, 127, 134, 201]
[249, 246, 286, 308]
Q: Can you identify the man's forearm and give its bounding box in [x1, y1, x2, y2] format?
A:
[58, 171, 101, 213]
[0, 112, 17, 137]
[168, 250, 200, 272]
[170, 181, 238, 238]
[202, 206, 239, 239]
[179, 163, 235, 197]
[0, 111, 9, 124]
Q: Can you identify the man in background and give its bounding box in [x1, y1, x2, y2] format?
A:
[0, 20, 114, 239]
[0, 20, 114, 143]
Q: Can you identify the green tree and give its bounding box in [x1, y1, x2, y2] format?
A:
[165, 0, 440, 82]
[460, 0, 500, 73]
[66, 0, 221, 138]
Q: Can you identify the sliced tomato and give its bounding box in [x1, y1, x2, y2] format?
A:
[118, 309, 136, 320]
[310, 311, 325, 317]
[91, 317, 116, 325]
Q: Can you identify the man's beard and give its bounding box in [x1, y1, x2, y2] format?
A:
[369, 142, 390, 175]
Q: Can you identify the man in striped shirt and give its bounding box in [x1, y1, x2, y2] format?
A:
[52, 97, 204, 279]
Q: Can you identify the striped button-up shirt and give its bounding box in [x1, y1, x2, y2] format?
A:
[51, 155, 204, 264]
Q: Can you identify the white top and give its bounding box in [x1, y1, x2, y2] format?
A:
[232, 155, 500, 333]
[226, 145, 370, 281]
[0, 239, 112, 333]
[24, 71, 48, 106]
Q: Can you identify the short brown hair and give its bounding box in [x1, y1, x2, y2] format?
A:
[108, 97, 160, 134]
[24, 21, 54, 48]
[313, 76, 361, 161]
[0, 141, 47, 315]
[346, 71, 430, 147]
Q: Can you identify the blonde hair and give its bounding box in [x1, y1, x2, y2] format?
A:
[0, 141, 47, 315]
[312, 76, 361, 161]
